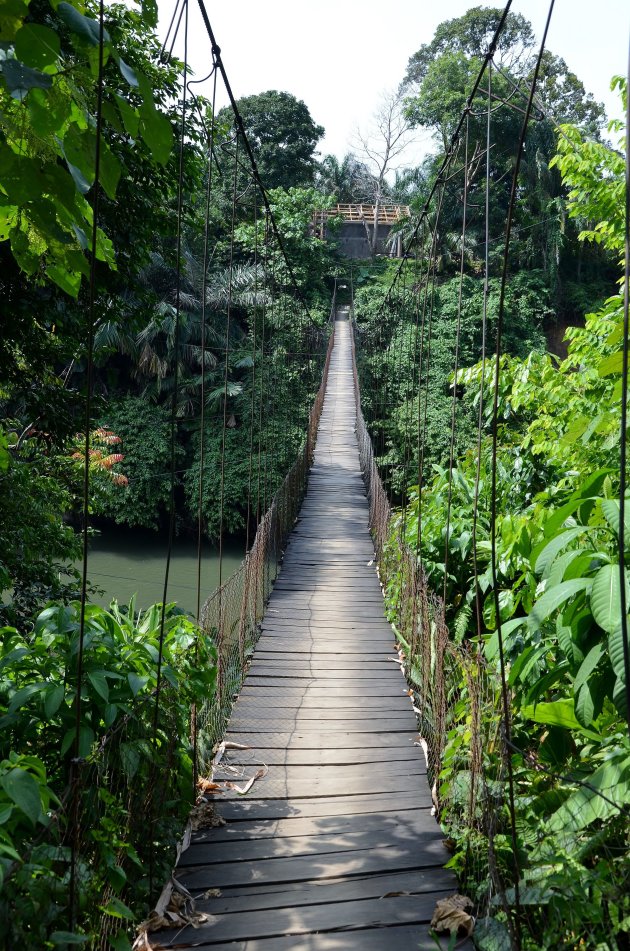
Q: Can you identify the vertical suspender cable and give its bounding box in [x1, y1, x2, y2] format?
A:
[443, 119, 470, 604]
[245, 191, 260, 553]
[69, 0, 106, 929]
[489, 5, 556, 942]
[216, 132, 240, 708]
[151, 0, 189, 897]
[619, 38, 630, 734]
[195, 64, 218, 626]
[192, 63, 218, 790]
[472, 64, 493, 641]
[415, 174, 450, 553]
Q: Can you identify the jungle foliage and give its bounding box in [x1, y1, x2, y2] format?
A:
[0, 0, 335, 945]
[377, 81, 630, 949]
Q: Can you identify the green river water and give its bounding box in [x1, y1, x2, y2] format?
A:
[82, 525, 244, 616]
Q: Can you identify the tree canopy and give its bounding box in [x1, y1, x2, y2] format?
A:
[224, 89, 325, 190]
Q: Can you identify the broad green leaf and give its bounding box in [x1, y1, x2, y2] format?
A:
[528, 577, 593, 630]
[544, 469, 613, 538]
[44, 683, 65, 719]
[0, 59, 52, 100]
[0, 768, 42, 824]
[51, 933, 89, 946]
[114, 94, 139, 138]
[574, 642, 604, 694]
[10, 226, 39, 273]
[61, 725, 95, 758]
[127, 672, 148, 697]
[87, 670, 109, 701]
[117, 57, 139, 87]
[601, 498, 630, 548]
[609, 625, 630, 683]
[546, 754, 630, 833]
[613, 673, 627, 715]
[140, 0, 158, 26]
[575, 681, 595, 726]
[532, 527, 589, 578]
[0, 206, 18, 242]
[106, 864, 127, 892]
[8, 682, 46, 714]
[526, 661, 571, 705]
[590, 563, 629, 635]
[103, 703, 118, 727]
[99, 897, 134, 920]
[483, 616, 526, 661]
[561, 415, 589, 446]
[100, 145, 122, 199]
[14, 23, 60, 70]
[598, 349, 624, 377]
[508, 643, 548, 687]
[57, 2, 110, 46]
[46, 264, 81, 297]
[0, 804, 13, 825]
[137, 73, 173, 164]
[66, 160, 91, 195]
[139, 108, 173, 166]
[523, 699, 583, 730]
[27, 86, 72, 136]
[473, 916, 512, 951]
[109, 931, 132, 951]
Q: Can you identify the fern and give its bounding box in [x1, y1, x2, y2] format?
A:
[453, 601, 472, 643]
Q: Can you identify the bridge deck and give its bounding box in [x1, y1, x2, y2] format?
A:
[160, 315, 458, 949]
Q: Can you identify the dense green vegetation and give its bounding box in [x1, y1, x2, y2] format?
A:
[354, 15, 629, 948]
[0, 0, 335, 945]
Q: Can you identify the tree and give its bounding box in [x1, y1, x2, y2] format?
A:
[223, 90, 324, 191]
[353, 90, 415, 256]
[398, 7, 610, 308]
[316, 153, 379, 204]
[401, 6, 535, 93]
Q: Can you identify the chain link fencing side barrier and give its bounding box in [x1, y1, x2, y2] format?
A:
[351, 313, 508, 911]
[196, 318, 335, 774]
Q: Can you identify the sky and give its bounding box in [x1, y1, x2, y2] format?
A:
[159, 0, 630, 164]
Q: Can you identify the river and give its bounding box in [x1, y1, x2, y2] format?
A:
[82, 524, 244, 617]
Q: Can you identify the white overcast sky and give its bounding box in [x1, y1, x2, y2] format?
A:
[159, 1, 630, 164]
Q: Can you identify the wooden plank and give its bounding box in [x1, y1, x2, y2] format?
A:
[214, 792, 431, 821]
[186, 869, 451, 912]
[177, 844, 449, 890]
[167, 925, 447, 951]
[211, 768, 425, 799]
[223, 731, 419, 750]
[191, 808, 437, 844]
[232, 694, 413, 711]
[157, 893, 453, 946]
[181, 821, 445, 867]
[202, 746, 422, 767]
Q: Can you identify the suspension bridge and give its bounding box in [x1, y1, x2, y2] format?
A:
[146, 310, 460, 949]
[4, 0, 626, 946]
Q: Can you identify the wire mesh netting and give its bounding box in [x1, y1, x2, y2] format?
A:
[196, 325, 335, 771]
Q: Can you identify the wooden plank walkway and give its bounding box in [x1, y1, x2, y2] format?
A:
[159, 312, 460, 949]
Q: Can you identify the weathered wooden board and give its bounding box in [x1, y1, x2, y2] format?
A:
[157, 891, 453, 947]
[164, 925, 443, 951]
[191, 808, 436, 844]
